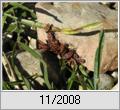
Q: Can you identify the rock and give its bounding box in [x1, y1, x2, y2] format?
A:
[114, 3, 118, 10]
[100, 2, 118, 10]
[111, 83, 118, 90]
[98, 73, 114, 90]
[28, 37, 36, 49]
[35, 2, 118, 73]
[14, 50, 61, 87]
[111, 70, 118, 83]
[14, 50, 44, 86]
[10, 50, 117, 90]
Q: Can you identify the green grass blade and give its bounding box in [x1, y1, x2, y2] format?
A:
[9, 2, 36, 19]
[7, 22, 17, 33]
[67, 65, 78, 90]
[79, 65, 94, 89]
[11, 41, 31, 89]
[4, 13, 43, 28]
[2, 15, 7, 29]
[94, 30, 104, 90]
[14, 65, 31, 89]
[18, 42, 42, 59]
[3, 13, 102, 35]
[6, 81, 24, 86]
[79, 65, 88, 78]
[18, 42, 52, 89]
[61, 22, 102, 35]
[67, 71, 76, 90]
[3, 81, 11, 90]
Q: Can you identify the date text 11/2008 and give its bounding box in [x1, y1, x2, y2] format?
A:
[40, 94, 81, 104]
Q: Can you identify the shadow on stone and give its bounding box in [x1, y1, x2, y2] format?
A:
[14, 57, 46, 90]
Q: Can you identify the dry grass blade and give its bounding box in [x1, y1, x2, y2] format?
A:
[2, 52, 19, 89]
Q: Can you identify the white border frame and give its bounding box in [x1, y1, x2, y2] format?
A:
[0, 0, 119, 92]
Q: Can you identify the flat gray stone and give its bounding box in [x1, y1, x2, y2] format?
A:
[98, 73, 114, 90]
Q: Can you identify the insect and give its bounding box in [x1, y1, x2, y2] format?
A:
[37, 24, 85, 67]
